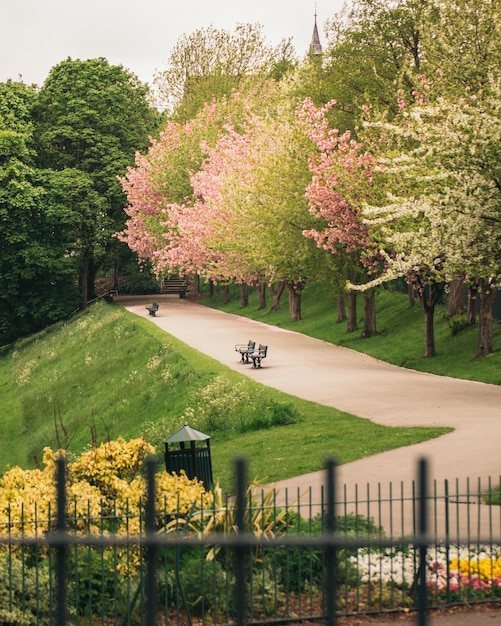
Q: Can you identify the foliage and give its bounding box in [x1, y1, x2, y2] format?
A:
[0, 80, 78, 345]
[153, 23, 296, 116]
[186, 375, 301, 436]
[322, 0, 427, 129]
[67, 547, 140, 620]
[419, 0, 501, 97]
[0, 552, 52, 626]
[483, 486, 501, 507]
[357, 78, 501, 357]
[32, 58, 159, 306]
[0, 437, 212, 540]
[177, 557, 234, 616]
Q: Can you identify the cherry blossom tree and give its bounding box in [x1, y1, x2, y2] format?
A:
[119, 91, 261, 280]
[297, 97, 382, 336]
[120, 80, 327, 320]
[180, 94, 327, 319]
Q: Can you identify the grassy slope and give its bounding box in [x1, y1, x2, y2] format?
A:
[203, 283, 501, 385]
[0, 300, 449, 490]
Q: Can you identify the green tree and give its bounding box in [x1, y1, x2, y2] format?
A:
[0, 81, 78, 345]
[153, 23, 296, 119]
[320, 0, 427, 131]
[32, 58, 159, 308]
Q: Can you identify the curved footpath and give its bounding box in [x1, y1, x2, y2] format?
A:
[121, 295, 501, 488]
[121, 295, 501, 625]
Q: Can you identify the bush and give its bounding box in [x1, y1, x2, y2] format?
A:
[446, 314, 469, 336]
[190, 375, 301, 436]
[483, 486, 501, 505]
[68, 547, 134, 618]
[0, 552, 52, 626]
[273, 512, 385, 592]
[178, 555, 234, 617]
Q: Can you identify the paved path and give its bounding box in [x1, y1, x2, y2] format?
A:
[120, 296, 501, 537]
[121, 295, 501, 624]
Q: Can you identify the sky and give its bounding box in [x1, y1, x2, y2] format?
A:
[0, 0, 347, 89]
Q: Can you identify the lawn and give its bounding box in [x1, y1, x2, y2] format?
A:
[0, 298, 450, 490]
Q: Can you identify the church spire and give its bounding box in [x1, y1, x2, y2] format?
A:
[309, 7, 323, 56]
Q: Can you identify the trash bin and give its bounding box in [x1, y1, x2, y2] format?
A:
[164, 424, 213, 487]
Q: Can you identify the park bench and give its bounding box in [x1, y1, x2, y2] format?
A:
[161, 278, 190, 298]
[146, 302, 159, 316]
[249, 344, 268, 369]
[235, 339, 255, 363]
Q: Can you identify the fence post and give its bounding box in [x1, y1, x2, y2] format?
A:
[145, 458, 157, 626]
[235, 457, 247, 626]
[417, 458, 428, 626]
[55, 456, 67, 626]
[325, 458, 337, 626]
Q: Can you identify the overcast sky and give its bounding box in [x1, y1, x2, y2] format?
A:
[0, 0, 347, 88]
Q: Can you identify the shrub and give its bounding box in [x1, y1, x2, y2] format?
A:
[178, 556, 234, 617]
[0, 552, 52, 626]
[482, 486, 501, 506]
[189, 375, 301, 436]
[68, 547, 132, 618]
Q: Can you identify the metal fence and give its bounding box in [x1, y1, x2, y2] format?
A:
[2, 457, 501, 626]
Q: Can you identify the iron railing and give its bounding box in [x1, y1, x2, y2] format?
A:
[1, 457, 501, 626]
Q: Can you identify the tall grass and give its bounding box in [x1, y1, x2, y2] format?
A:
[1, 300, 449, 489]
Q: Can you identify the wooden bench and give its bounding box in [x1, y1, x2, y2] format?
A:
[161, 279, 190, 298]
[249, 344, 268, 369]
[235, 340, 255, 363]
[146, 302, 159, 316]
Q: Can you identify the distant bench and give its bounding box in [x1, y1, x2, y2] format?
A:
[250, 344, 268, 369]
[161, 280, 189, 298]
[235, 340, 268, 368]
[235, 340, 255, 363]
[146, 302, 159, 316]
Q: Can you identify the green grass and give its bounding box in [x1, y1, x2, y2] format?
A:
[202, 283, 501, 385]
[1, 300, 449, 490]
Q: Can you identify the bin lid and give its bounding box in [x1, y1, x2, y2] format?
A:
[164, 423, 210, 444]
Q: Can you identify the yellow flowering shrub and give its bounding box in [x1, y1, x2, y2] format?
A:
[0, 437, 213, 543]
[70, 437, 155, 498]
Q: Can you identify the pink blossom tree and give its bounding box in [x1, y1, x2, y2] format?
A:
[179, 93, 327, 318]
[297, 97, 382, 336]
[118, 90, 269, 285]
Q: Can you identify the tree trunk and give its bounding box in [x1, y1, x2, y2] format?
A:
[347, 290, 357, 333]
[447, 278, 465, 316]
[476, 280, 496, 358]
[257, 283, 266, 310]
[423, 304, 436, 358]
[419, 282, 443, 358]
[287, 281, 303, 321]
[336, 294, 346, 323]
[268, 280, 285, 312]
[362, 291, 377, 338]
[408, 283, 415, 308]
[467, 284, 478, 325]
[240, 283, 249, 308]
[223, 284, 231, 305]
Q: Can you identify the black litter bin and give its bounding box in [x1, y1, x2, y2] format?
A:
[164, 424, 213, 488]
